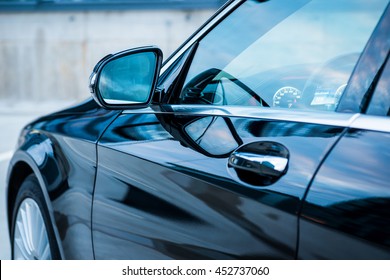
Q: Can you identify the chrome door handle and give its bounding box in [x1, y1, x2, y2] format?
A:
[229, 152, 288, 177]
[228, 141, 289, 186]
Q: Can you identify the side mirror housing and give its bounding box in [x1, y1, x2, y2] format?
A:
[89, 46, 163, 109]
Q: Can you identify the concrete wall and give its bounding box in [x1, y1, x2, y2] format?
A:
[0, 9, 215, 102]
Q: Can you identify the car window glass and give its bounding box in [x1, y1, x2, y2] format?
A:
[367, 55, 390, 117]
[176, 0, 388, 112]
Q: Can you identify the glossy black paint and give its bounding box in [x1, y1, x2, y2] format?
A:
[7, 99, 120, 259]
[299, 129, 390, 259]
[92, 105, 346, 259]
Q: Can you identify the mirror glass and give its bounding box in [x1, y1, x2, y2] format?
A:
[98, 51, 157, 104]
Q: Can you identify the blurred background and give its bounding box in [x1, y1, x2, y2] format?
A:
[0, 0, 227, 259]
[0, 0, 227, 104]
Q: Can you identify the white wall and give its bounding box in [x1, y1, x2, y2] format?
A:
[0, 9, 215, 102]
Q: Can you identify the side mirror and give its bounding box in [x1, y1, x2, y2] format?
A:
[184, 116, 241, 157]
[89, 46, 163, 109]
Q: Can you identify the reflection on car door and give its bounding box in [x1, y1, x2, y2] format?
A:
[91, 0, 389, 259]
[298, 117, 390, 259]
[299, 16, 390, 258]
[91, 105, 354, 259]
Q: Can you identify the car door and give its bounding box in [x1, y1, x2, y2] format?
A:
[298, 7, 390, 259]
[91, 0, 388, 259]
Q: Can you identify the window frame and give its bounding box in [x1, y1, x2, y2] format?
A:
[337, 3, 390, 114]
[366, 52, 390, 117]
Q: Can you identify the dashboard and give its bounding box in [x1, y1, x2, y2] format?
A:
[179, 53, 359, 112]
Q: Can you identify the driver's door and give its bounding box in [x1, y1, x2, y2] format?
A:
[91, 0, 388, 259]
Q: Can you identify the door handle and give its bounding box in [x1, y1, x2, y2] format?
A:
[229, 152, 288, 177]
[228, 141, 289, 186]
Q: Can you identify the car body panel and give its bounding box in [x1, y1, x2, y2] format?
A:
[299, 115, 390, 259]
[299, 5, 390, 259]
[7, 100, 120, 259]
[92, 105, 353, 259]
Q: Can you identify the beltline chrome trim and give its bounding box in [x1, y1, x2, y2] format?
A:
[123, 106, 390, 133]
[161, 0, 243, 74]
[123, 105, 361, 128]
[349, 114, 390, 133]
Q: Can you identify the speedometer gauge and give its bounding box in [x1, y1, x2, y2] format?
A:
[273, 86, 302, 108]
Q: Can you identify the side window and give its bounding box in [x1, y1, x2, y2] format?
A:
[174, 0, 387, 111]
[367, 55, 390, 117]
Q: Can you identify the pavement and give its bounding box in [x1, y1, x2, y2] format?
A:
[0, 100, 76, 259]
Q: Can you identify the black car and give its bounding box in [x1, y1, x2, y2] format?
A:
[6, 0, 390, 260]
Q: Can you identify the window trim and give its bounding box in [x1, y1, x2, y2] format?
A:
[337, 3, 390, 114]
[161, 0, 240, 72]
[350, 114, 390, 133]
[365, 52, 390, 116]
